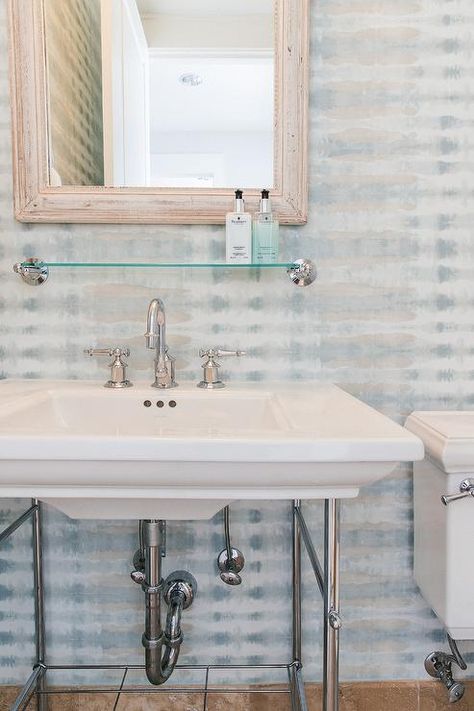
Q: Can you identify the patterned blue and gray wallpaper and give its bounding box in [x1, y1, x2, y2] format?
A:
[1, 0, 474, 687]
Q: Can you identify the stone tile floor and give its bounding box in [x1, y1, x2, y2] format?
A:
[1, 681, 473, 710]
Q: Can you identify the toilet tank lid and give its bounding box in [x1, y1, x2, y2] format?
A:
[405, 411, 474, 473]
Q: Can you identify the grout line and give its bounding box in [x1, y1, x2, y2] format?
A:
[112, 667, 128, 711]
[203, 666, 210, 711]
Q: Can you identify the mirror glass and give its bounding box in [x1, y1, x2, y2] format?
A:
[43, 0, 275, 189]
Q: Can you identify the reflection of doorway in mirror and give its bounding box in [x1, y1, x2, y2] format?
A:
[101, 0, 151, 187]
[148, 55, 274, 189]
[44, 0, 275, 189]
[142, 0, 275, 189]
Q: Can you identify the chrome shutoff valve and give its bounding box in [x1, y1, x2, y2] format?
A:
[197, 348, 246, 389]
[425, 635, 467, 704]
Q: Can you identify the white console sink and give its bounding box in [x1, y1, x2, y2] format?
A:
[0, 380, 423, 519]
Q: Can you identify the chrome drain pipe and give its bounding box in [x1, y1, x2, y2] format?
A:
[132, 520, 197, 686]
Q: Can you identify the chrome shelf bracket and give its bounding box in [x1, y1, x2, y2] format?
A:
[13, 258, 49, 286]
[287, 258, 317, 287]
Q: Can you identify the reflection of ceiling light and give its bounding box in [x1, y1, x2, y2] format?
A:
[179, 73, 203, 87]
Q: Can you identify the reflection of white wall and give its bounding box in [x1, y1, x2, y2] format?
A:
[150, 131, 273, 188]
[150, 153, 223, 187]
[149, 56, 274, 133]
[137, 0, 274, 16]
[148, 53, 274, 189]
[142, 15, 273, 49]
[137, 0, 274, 189]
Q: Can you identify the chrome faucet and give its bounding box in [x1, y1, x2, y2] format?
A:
[145, 298, 177, 388]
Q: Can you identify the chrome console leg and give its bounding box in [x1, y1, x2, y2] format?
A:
[32, 499, 47, 711]
[291, 501, 310, 711]
[290, 500, 303, 711]
[323, 499, 341, 711]
[292, 500, 302, 665]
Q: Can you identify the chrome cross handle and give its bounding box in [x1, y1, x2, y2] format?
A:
[441, 478, 474, 506]
[84, 347, 133, 389]
[197, 348, 246, 389]
[199, 348, 246, 359]
[85, 347, 130, 358]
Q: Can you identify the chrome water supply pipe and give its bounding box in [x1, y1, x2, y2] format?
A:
[131, 520, 197, 685]
[217, 505, 245, 585]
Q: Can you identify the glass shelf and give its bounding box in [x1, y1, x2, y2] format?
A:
[13, 258, 316, 287]
[36, 261, 294, 269]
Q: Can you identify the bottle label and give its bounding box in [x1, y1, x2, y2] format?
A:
[226, 213, 252, 263]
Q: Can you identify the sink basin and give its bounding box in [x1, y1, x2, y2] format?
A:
[0, 387, 287, 436]
[0, 380, 423, 519]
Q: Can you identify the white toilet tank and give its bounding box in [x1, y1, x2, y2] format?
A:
[406, 411, 474, 639]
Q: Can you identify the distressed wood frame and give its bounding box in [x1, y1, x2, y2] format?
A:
[8, 0, 309, 224]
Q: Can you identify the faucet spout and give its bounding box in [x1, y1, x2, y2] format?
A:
[145, 299, 177, 388]
[145, 298, 166, 351]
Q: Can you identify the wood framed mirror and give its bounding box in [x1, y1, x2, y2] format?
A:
[8, 0, 308, 224]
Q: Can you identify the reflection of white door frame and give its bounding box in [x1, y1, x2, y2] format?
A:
[101, 0, 150, 186]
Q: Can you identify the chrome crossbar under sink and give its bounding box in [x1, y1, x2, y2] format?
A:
[26, 663, 306, 711]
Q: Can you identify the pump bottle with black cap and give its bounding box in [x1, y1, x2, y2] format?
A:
[225, 189, 252, 263]
[252, 189, 279, 263]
